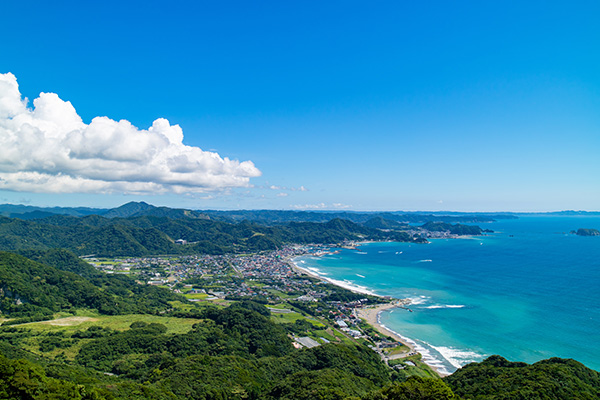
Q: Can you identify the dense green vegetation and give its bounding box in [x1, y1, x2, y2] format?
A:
[0, 297, 397, 399]
[0, 202, 506, 257]
[0, 225, 599, 399]
[0, 214, 422, 256]
[4, 314, 599, 400]
[0, 250, 182, 319]
[444, 355, 600, 399]
[420, 222, 486, 236]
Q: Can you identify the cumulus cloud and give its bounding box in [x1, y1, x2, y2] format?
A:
[0, 73, 261, 194]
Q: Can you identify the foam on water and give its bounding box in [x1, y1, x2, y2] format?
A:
[406, 295, 430, 305]
[378, 319, 455, 376]
[327, 278, 377, 296]
[306, 267, 328, 276]
[293, 258, 377, 296]
[429, 345, 484, 369]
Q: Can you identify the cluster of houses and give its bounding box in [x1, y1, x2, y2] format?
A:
[85, 246, 322, 301]
[83, 247, 421, 365]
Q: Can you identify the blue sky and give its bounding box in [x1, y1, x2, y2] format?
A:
[0, 1, 598, 211]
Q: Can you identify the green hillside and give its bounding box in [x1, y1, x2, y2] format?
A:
[0, 226, 597, 399]
[0, 251, 182, 321]
[0, 214, 422, 257]
[444, 355, 600, 399]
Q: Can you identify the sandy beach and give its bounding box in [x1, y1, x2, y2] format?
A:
[356, 302, 416, 351]
[291, 256, 413, 350]
[290, 254, 446, 376]
[357, 303, 448, 376]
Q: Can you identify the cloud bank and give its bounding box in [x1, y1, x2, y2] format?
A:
[0, 73, 261, 194]
[291, 202, 351, 210]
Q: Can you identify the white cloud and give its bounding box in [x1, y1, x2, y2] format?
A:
[292, 203, 327, 210]
[266, 184, 309, 192]
[0, 73, 261, 194]
[291, 202, 351, 210]
[276, 192, 288, 197]
[332, 203, 351, 209]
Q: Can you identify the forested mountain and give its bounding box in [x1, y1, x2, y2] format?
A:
[420, 221, 486, 236]
[363, 217, 409, 230]
[0, 202, 505, 258]
[0, 204, 104, 218]
[0, 213, 422, 257]
[102, 201, 211, 220]
[1, 201, 517, 224]
[200, 209, 516, 225]
[444, 355, 600, 399]
[0, 250, 182, 321]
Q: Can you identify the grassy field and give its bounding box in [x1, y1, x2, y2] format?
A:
[21, 311, 202, 335]
[184, 292, 209, 300]
[386, 344, 410, 355]
[270, 310, 326, 328]
[266, 303, 290, 309]
[7, 311, 204, 361]
[245, 280, 265, 288]
[272, 311, 308, 323]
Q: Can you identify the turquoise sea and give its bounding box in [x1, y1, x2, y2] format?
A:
[295, 215, 600, 375]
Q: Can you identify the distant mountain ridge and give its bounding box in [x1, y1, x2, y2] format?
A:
[0, 212, 424, 257]
[0, 201, 212, 221]
[101, 201, 157, 218]
[0, 202, 505, 257]
[0, 202, 518, 224]
[201, 209, 516, 225]
[0, 204, 105, 218]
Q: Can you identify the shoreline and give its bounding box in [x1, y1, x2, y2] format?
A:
[289, 254, 379, 296]
[289, 252, 446, 377]
[354, 301, 413, 349]
[356, 302, 447, 377]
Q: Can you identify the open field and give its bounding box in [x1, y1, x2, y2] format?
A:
[184, 292, 209, 300]
[4, 311, 204, 362]
[22, 311, 202, 335]
[271, 310, 325, 328]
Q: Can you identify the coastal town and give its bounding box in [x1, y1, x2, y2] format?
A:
[82, 245, 437, 376]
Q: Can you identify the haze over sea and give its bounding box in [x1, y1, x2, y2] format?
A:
[295, 215, 600, 375]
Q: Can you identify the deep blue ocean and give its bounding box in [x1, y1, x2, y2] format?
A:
[295, 215, 600, 375]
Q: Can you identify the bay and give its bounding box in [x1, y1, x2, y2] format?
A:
[295, 215, 600, 375]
